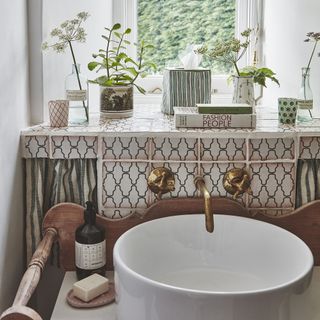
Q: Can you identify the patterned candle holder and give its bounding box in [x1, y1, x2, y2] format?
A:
[278, 98, 297, 125]
[48, 100, 69, 127]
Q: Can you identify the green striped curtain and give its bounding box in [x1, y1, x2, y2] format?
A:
[25, 159, 97, 262]
[296, 159, 320, 208]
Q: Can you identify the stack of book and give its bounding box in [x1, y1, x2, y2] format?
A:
[174, 103, 256, 129]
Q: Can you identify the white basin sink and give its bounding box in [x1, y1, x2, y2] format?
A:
[114, 214, 313, 320]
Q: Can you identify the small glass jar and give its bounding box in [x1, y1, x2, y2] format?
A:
[297, 67, 313, 123]
[65, 64, 89, 124]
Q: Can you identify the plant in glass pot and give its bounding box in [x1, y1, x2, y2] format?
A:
[296, 32, 320, 123]
[42, 12, 90, 124]
[196, 29, 279, 107]
[88, 23, 156, 118]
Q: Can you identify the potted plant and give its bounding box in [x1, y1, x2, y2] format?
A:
[88, 23, 156, 118]
[42, 12, 90, 124]
[196, 29, 279, 106]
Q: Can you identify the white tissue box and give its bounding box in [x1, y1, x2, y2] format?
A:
[161, 68, 211, 115]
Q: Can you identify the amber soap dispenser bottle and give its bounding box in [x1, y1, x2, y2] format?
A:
[75, 201, 106, 280]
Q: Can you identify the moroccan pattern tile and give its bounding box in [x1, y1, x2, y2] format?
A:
[200, 138, 246, 161]
[23, 136, 49, 158]
[249, 163, 295, 208]
[201, 163, 247, 205]
[249, 138, 295, 161]
[102, 137, 149, 160]
[101, 161, 149, 213]
[299, 137, 320, 159]
[151, 137, 198, 161]
[150, 162, 198, 201]
[51, 136, 97, 159]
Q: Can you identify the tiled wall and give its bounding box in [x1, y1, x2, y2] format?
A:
[22, 134, 318, 219]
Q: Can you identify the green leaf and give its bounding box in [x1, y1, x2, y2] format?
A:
[112, 23, 121, 30]
[88, 61, 99, 71]
[123, 40, 131, 45]
[117, 52, 128, 60]
[144, 44, 154, 50]
[102, 35, 109, 41]
[124, 28, 132, 34]
[114, 32, 122, 39]
[124, 57, 139, 66]
[127, 67, 139, 77]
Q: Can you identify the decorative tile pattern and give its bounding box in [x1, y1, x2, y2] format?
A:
[248, 208, 294, 217]
[200, 138, 246, 161]
[249, 163, 295, 208]
[100, 208, 137, 219]
[299, 137, 320, 159]
[201, 163, 247, 205]
[101, 162, 149, 213]
[23, 136, 50, 158]
[249, 138, 295, 161]
[23, 105, 320, 217]
[150, 162, 198, 201]
[102, 137, 149, 160]
[151, 138, 198, 161]
[51, 136, 97, 159]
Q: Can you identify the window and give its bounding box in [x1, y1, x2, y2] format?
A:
[137, 0, 236, 74]
[113, 0, 263, 101]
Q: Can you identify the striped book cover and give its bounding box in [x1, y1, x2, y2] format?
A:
[197, 103, 253, 114]
[174, 107, 256, 128]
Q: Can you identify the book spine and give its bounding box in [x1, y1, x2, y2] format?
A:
[197, 107, 252, 114]
[175, 113, 256, 128]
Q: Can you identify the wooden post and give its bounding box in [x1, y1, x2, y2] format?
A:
[0, 228, 57, 320]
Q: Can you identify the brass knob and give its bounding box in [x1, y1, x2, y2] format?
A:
[223, 168, 252, 199]
[147, 167, 175, 200]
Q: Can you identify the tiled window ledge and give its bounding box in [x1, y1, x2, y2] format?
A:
[21, 105, 320, 219]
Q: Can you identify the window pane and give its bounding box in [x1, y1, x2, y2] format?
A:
[138, 0, 236, 73]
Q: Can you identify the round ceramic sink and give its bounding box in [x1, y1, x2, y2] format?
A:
[114, 214, 313, 320]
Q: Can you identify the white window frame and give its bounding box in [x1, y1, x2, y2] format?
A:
[115, 0, 263, 103]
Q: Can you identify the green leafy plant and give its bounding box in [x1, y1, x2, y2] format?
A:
[237, 66, 280, 87]
[196, 28, 279, 87]
[42, 12, 90, 121]
[88, 23, 156, 94]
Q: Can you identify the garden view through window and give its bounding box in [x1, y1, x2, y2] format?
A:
[137, 0, 236, 74]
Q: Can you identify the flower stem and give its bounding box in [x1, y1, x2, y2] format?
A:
[306, 41, 318, 71]
[233, 61, 241, 76]
[68, 41, 89, 122]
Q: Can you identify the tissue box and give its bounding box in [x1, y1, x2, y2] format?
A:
[161, 68, 211, 115]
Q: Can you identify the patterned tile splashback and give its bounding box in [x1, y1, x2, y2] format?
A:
[21, 105, 320, 219]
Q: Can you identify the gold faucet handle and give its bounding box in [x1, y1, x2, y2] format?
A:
[147, 167, 175, 200]
[223, 168, 251, 199]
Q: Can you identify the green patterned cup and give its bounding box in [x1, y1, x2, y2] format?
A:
[278, 98, 297, 125]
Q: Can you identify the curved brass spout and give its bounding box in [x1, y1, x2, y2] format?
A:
[194, 176, 214, 233]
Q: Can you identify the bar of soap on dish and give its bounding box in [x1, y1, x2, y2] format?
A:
[73, 274, 109, 302]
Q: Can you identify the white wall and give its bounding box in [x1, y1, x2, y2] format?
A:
[42, 0, 113, 118]
[262, 0, 320, 113]
[0, 0, 30, 312]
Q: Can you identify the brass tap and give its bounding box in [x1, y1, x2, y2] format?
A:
[223, 168, 252, 199]
[147, 167, 175, 200]
[194, 176, 214, 233]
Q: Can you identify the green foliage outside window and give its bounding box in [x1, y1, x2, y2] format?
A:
[138, 0, 236, 73]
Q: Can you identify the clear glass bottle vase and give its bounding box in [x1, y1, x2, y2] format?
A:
[297, 67, 313, 123]
[65, 64, 89, 124]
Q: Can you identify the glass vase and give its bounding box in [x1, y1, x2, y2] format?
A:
[297, 67, 313, 123]
[65, 64, 89, 124]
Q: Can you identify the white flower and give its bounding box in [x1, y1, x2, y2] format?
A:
[77, 12, 89, 21]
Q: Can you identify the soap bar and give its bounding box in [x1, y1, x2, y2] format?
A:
[73, 273, 109, 302]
